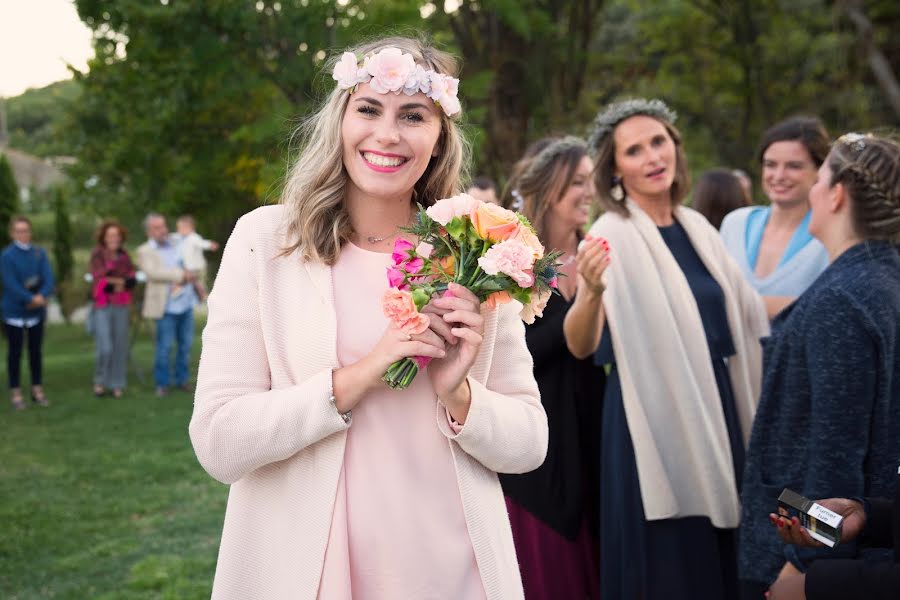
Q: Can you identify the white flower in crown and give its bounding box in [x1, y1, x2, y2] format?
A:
[332, 52, 361, 89]
[427, 72, 461, 116]
[364, 48, 416, 94]
[404, 64, 431, 96]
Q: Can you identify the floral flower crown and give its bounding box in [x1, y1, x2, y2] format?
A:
[332, 47, 462, 117]
[587, 98, 677, 152]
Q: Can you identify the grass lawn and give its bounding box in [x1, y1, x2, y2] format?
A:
[0, 320, 227, 599]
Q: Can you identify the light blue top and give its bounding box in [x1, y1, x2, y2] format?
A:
[720, 206, 829, 297]
[150, 239, 197, 315]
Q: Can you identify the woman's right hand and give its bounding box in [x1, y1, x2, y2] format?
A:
[769, 498, 867, 547]
[576, 235, 611, 297]
[332, 324, 447, 414]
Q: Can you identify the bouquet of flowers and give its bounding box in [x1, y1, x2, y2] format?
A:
[381, 194, 562, 389]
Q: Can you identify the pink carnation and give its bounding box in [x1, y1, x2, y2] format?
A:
[364, 48, 416, 94]
[426, 193, 481, 226]
[382, 288, 429, 334]
[477, 239, 537, 288]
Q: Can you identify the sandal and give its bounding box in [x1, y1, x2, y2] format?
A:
[112, 389, 124, 399]
[31, 386, 49, 407]
[10, 388, 26, 411]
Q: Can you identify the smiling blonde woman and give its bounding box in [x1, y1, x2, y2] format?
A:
[188, 36, 547, 600]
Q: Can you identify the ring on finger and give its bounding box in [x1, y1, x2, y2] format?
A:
[404, 332, 412, 341]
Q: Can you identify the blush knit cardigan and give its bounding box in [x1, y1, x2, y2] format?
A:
[189, 205, 549, 600]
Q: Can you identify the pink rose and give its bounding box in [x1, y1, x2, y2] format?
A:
[404, 64, 430, 95]
[520, 288, 552, 324]
[478, 239, 537, 287]
[391, 238, 415, 265]
[425, 193, 481, 226]
[332, 52, 360, 89]
[428, 73, 461, 116]
[387, 266, 407, 289]
[415, 241, 434, 259]
[364, 48, 416, 94]
[382, 288, 430, 334]
[404, 257, 424, 274]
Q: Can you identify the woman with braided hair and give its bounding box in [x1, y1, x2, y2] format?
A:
[738, 133, 900, 599]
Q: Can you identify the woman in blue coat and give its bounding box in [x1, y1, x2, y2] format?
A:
[739, 133, 900, 598]
[2, 216, 55, 409]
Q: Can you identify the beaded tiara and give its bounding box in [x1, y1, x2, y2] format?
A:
[587, 98, 677, 151]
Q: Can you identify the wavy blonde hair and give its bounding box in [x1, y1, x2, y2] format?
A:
[280, 36, 470, 264]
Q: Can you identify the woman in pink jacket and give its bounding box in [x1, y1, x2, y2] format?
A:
[189, 36, 548, 600]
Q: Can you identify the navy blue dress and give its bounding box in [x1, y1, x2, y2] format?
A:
[595, 221, 745, 600]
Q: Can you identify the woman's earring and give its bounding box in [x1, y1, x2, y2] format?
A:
[611, 176, 625, 201]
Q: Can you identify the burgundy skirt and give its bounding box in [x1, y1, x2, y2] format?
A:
[505, 496, 600, 599]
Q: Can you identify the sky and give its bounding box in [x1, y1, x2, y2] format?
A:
[0, 0, 94, 97]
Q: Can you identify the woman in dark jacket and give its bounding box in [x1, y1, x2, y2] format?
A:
[498, 136, 605, 599]
[738, 133, 900, 598]
[1, 216, 55, 409]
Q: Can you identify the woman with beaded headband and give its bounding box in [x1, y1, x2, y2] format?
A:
[497, 136, 605, 599]
[738, 133, 900, 599]
[720, 116, 831, 319]
[189, 36, 548, 600]
[564, 98, 769, 599]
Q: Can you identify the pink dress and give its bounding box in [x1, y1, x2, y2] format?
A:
[317, 242, 486, 600]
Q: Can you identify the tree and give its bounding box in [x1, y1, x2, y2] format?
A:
[53, 187, 75, 321]
[0, 154, 20, 247]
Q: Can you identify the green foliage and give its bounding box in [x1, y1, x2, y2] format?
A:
[53, 188, 76, 320]
[4, 80, 80, 157]
[0, 154, 19, 247]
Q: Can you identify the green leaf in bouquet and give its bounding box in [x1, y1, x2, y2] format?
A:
[411, 287, 432, 311]
[445, 216, 466, 241]
[403, 203, 438, 238]
[516, 213, 537, 234]
[511, 286, 532, 304]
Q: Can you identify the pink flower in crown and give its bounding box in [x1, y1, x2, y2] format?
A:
[332, 52, 361, 89]
[391, 238, 415, 265]
[404, 64, 431, 96]
[364, 48, 416, 94]
[415, 241, 434, 259]
[428, 73, 461, 116]
[478, 239, 537, 288]
[426, 193, 481, 226]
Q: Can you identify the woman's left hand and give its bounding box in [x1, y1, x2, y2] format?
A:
[422, 282, 485, 421]
[767, 573, 806, 600]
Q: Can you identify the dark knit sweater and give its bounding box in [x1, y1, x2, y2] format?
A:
[739, 241, 900, 585]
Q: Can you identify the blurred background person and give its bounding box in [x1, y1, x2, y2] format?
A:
[170, 214, 219, 302]
[501, 137, 557, 210]
[693, 168, 752, 229]
[465, 176, 500, 205]
[720, 117, 831, 318]
[2, 216, 54, 410]
[738, 133, 900, 599]
[566, 98, 768, 600]
[499, 136, 604, 599]
[733, 168, 754, 204]
[89, 220, 137, 399]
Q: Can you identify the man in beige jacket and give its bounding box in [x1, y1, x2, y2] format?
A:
[136, 213, 197, 397]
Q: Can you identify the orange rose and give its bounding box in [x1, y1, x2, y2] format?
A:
[432, 255, 456, 277]
[382, 288, 430, 334]
[484, 290, 513, 309]
[470, 203, 521, 242]
[513, 225, 544, 259]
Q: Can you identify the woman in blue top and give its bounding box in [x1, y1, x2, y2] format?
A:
[1, 216, 55, 410]
[738, 133, 900, 599]
[720, 117, 831, 318]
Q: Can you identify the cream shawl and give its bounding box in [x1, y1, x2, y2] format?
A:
[588, 200, 769, 528]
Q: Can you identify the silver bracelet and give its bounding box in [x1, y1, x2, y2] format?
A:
[329, 394, 351, 424]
